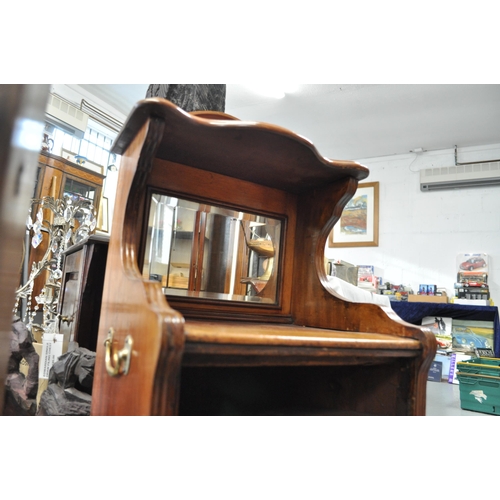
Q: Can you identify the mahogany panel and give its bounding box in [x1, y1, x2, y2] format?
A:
[113, 98, 369, 193]
[183, 320, 421, 349]
[91, 120, 185, 416]
[148, 158, 293, 217]
[290, 176, 437, 414]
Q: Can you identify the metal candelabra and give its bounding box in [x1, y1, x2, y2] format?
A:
[13, 194, 97, 336]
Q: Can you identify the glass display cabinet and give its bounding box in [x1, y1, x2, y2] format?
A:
[90, 99, 436, 416]
[25, 152, 105, 307]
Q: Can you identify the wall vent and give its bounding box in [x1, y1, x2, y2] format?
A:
[420, 162, 500, 191]
[45, 94, 89, 139]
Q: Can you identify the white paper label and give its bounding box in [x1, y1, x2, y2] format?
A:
[39, 333, 64, 379]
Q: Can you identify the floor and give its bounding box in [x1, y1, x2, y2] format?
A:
[426, 380, 496, 416]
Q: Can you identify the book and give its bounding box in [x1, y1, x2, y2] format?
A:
[421, 316, 453, 350]
[428, 360, 443, 382]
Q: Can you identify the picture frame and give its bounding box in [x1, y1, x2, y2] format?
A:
[328, 181, 379, 247]
[96, 196, 109, 233]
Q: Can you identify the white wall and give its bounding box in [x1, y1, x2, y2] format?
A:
[325, 143, 500, 303]
[43, 86, 500, 302]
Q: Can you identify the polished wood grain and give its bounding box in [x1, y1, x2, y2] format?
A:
[91, 120, 185, 416]
[290, 175, 436, 414]
[183, 320, 421, 349]
[114, 99, 369, 193]
[90, 98, 436, 416]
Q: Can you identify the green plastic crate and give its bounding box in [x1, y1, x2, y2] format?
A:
[457, 372, 500, 415]
[457, 357, 500, 377]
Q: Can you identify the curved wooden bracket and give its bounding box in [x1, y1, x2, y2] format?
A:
[91, 117, 185, 416]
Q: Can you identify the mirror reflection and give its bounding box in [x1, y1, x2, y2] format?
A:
[143, 194, 282, 304]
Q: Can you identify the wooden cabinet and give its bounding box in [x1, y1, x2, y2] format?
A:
[26, 152, 105, 309]
[34, 151, 104, 205]
[57, 234, 109, 353]
[90, 99, 437, 416]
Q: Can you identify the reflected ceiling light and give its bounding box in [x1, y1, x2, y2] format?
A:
[13, 118, 45, 151]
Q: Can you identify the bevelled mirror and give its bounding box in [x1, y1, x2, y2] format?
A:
[142, 193, 282, 304]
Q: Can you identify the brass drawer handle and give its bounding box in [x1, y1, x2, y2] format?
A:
[104, 327, 133, 377]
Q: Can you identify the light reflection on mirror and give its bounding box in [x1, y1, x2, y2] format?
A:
[143, 193, 282, 304]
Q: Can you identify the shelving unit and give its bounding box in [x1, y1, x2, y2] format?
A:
[90, 98, 437, 416]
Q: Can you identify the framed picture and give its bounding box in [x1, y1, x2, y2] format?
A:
[97, 196, 109, 233]
[328, 181, 379, 247]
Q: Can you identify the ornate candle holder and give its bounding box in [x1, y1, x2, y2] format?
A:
[13, 194, 97, 335]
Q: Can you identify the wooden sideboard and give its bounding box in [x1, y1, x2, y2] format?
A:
[90, 98, 437, 416]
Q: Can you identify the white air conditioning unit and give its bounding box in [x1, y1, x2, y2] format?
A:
[420, 162, 500, 191]
[45, 94, 89, 139]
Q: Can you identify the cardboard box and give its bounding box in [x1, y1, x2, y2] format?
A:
[334, 265, 358, 286]
[326, 260, 356, 279]
[408, 294, 448, 303]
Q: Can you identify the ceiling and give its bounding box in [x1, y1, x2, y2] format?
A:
[78, 84, 500, 161]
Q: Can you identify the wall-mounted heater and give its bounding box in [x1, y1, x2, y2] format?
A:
[420, 162, 500, 191]
[45, 93, 89, 139]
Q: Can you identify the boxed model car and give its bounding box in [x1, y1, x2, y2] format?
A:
[456, 253, 488, 273]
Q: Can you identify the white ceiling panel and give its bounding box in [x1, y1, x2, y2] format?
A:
[77, 83, 500, 161]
